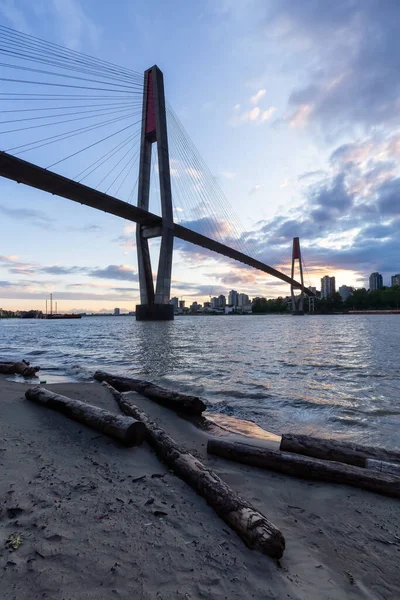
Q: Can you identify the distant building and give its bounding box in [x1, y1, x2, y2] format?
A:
[228, 290, 238, 306]
[321, 276, 336, 299]
[308, 286, 317, 295]
[217, 294, 226, 308]
[113, 307, 120, 316]
[238, 293, 250, 307]
[338, 285, 353, 301]
[391, 274, 400, 286]
[179, 300, 185, 310]
[369, 272, 383, 291]
[211, 296, 218, 309]
[170, 297, 179, 311]
[190, 301, 201, 313]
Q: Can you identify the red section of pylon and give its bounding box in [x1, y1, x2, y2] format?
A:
[293, 236, 300, 260]
[145, 69, 156, 139]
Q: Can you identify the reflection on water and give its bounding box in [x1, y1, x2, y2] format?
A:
[1, 314, 399, 448]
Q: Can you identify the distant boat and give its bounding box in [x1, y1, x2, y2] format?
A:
[41, 313, 81, 320]
[42, 293, 81, 319]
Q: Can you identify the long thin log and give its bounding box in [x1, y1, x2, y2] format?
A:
[25, 386, 146, 447]
[207, 438, 400, 499]
[94, 370, 206, 416]
[104, 382, 285, 559]
[0, 360, 40, 378]
[280, 433, 400, 467]
[366, 459, 400, 477]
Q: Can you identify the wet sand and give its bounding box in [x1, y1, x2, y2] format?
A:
[0, 376, 399, 599]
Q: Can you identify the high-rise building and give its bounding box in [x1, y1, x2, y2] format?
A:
[179, 300, 185, 309]
[170, 297, 179, 311]
[308, 286, 317, 295]
[391, 274, 400, 286]
[237, 293, 250, 307]
[113, 307, 120, 315]
[338, 285, 353, 301]
[228, 290, 238, 306]
[369, 272, 383, 291]
[321, 276, 336, 299]
[217, 294, 226, 308]
[211, 296, 219, 309]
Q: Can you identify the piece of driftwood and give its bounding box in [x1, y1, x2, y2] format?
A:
[94, 370, 206, 416]
[0, 360, 40, 378]
[104, 382, 285, 559]
[207, 438, 400, 499]
[280, 433, 400, 467]
[25, 386, 146, 447]
[366, 459, 400, 477]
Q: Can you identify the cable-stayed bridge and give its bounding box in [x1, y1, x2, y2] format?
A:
[0, 26, 313, 319]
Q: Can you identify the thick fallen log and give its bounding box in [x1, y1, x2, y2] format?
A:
[25, 386, 146, 447]
[207, 438, 400, 499]
[280, 433, 400, 467]
[94, 370, 206, 416]
[0, 360, 40, 378]
[104, 383, 285, 559]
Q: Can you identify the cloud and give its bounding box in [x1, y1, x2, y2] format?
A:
[220, 171, 235, 180]
[249, 184, 263, 195]
[89, 264, 138, 281]
[231, 104, 276, 125]
[41, 266, 86, 275]
[250, 89, 266, 105]
[267, 1, 400, 132]
[0, 0, 31, 32]
[50, 0, 101, 50]
[0, 204, 53, 228]
[0, 254, 37, 275]
[298, 170, 326, 181]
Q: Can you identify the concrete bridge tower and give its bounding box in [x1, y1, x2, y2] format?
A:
[135, 66, 174, 321]
[291, 237, 305, 315]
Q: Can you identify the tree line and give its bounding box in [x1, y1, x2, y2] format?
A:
[251, 285, 400, 313]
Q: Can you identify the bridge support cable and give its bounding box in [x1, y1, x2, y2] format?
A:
[166, 104, 294, 277]
[0, 25, 144, 200]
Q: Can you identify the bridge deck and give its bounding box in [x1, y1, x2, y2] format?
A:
[0, 151, 313, 295]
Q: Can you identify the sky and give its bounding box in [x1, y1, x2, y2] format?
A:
[0, 0, 399, 312]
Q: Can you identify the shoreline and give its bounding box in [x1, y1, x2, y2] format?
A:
[1, 375, 399, 599]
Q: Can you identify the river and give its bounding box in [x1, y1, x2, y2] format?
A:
[1, 314, 399, 448]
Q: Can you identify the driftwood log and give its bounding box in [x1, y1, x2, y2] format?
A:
[366, 459, 400, 477]
[94, 370, 206, 416]
[104, 383, 285, 559]
[0, 360, 40, 378]
[25, 386, 146, 447]
[280, 433, 400, 467]
[207, 438, 400, 499]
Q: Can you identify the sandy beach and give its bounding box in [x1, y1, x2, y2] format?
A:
[1, 375, 399, 600]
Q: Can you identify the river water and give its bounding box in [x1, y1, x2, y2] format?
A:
[1, 315, 399, 448]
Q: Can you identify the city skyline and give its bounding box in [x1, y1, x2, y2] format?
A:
[1, 1, 400, 311]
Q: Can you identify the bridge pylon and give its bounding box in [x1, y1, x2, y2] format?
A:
[135, 65, 174, 321]
[290, 237, 305, 315]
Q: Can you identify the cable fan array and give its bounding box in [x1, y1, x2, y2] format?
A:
[0, 25, 143, 202]
[165, 104, 293, 274]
